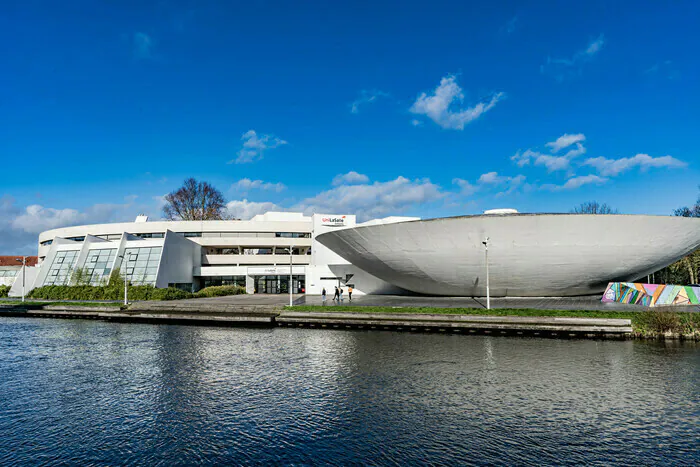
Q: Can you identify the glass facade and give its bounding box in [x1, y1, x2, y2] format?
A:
[202, 276, 246, 288]
[0, 270, 18, 277]
[254, 275, 305, 294]
[120, 246, 162, 285]
[44, 250, 80, 286]
[84, 249, 117, 285]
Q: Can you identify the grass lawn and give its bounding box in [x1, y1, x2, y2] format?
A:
[287, 305, 700, 335]
[287, 305, 639, 320]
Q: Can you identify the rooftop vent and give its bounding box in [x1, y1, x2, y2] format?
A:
[483, 208, 519, 215]
[134, 214, 149, 223]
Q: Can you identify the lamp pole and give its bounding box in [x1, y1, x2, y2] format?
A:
[289, 245, 294, 307]
[483, 237, 490, 310]
[15, 257, 26, 303]
[118, 254, 130, 306]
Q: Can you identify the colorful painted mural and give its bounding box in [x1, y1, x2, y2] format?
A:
[602, 282, 700, 306]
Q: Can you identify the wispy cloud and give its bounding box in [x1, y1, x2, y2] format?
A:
[502, 16, 518, 35]
[350, 90, 389, 114]
[512, 133, 587, 172]
[644, 60, 680, 80]
[231, 130, 288, 164]
[225, 199, 282, 219]
[409, 75, 505, 130]
[542, 175, 609, 191]
[232, 178, 286, 193]
[541, 34, 605, 80]
[133, 32, 153, 59]
[295, 176, 445, 221]
[583, 154, 687, 176]
[454, 172, 526, 197]
[333, 171, 370, 186]
[546, 133, 586, 152]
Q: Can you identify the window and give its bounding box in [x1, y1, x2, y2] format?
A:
[81, 249, 117, 285]
[40, 240, 53, 246]
[117, 246, 163, 286]
[66, 236, 85, 242]
[202, 275, 246, 288]
[243, 248, 273, 255]
[0, 270, 18, 277]
[275, 232, 311, 238]
[183, 232, 202, 238]
[133, 233, 164, 239]
[43, 250, 80, 286]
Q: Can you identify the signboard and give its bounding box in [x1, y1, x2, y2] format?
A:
[320, 215, 347, 227]
[247, 266, 305, 276]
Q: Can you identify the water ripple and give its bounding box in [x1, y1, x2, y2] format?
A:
[0, 318, 698, 465]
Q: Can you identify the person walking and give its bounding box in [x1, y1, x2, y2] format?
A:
[322, 287, 327, 303]
[339, 288, 344, 302]
[333, 286, 339, 301]
[348, 286, 353, 301]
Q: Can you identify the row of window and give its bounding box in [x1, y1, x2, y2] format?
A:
[0, 270, 18, 277]
[205, 247, 311, 256]
[202, 276, 247, 288]
[42, 231, 311, 244]
[180, 232, 311, 238]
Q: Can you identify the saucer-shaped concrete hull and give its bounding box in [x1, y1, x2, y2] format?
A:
[316, 214, 700, 297]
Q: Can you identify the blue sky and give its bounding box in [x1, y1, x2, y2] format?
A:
[1, 0, 699, 253]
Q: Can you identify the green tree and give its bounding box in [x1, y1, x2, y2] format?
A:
[652, 189, 700, 284]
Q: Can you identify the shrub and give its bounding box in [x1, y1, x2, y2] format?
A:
[194, 285, 246, 298]
[637, 310, 682, 334]
[150, 287, 193, 301]
[0, 285, 10, 298]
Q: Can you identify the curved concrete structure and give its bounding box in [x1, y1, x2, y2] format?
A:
[316, 214, 700, 297]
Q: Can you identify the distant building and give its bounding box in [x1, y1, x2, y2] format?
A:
[0, 256, 38, 287]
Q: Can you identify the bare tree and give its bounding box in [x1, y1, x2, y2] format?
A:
[571, 201, 618, 214]
[163, 178, 227, 220]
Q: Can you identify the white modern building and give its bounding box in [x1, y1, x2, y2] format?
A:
[24, 212, 415, 296]
[20, 210, 700, 298]
[317, 212, 700, 297]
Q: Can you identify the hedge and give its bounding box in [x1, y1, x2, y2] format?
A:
[194, 285, 246, 298]
[0, 285, 10, 298]
[25, 283, 247, 301]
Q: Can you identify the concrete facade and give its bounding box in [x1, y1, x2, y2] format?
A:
[316, 213, 700, 297]
[22, 212, 414, 297]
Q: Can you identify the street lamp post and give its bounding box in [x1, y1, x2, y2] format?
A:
[15, 257, 26, 303]
[118, 254, 131, 306]
[288, 246, 295, 307]
[482, 237, 490, 310]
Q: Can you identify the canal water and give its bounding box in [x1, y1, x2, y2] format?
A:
[1, 318, 698, 466]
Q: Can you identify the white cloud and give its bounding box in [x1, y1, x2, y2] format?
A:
[133, 32, 153, 59]
[542, 175, 609, 191]
[583, 154, 687, 176]
[411, 119, 423, 127]
[585, 34, 605, 56]
[542, 34, 605, 79]
[294, 176, 444, 221]
[232, 178, 286, 192]
[454, 172, 526, 197]
[350, 90, 389, 114]
[231, 130, 287, 164]
[546, 133, 586, 152]
[452, 178, 477, 195]
[225, 199, 282, 219]
[513, 135, 587, 172]
[409, 75, 505, 130]
[332, 171, 370, 186]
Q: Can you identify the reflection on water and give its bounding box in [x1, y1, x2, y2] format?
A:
[1, 318, 698, 465]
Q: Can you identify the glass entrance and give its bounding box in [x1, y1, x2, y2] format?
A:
[254, 275, 305, 294]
